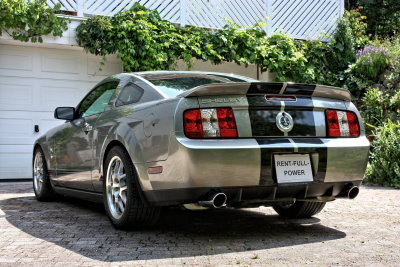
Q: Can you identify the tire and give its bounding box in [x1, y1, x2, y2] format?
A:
[32, 147, 55, 201]
[103, 146, 160, 230]
[273, 201, 326, 218]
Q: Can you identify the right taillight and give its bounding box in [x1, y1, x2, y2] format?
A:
[183, 108, 238, 138]
[325, 110, 360, 137]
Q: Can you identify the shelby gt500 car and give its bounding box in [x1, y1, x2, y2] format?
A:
[33, 71, 370, 229]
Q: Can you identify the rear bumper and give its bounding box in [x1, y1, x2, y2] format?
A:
[145, 181, 363, 207]
[140, 136, 369, 205]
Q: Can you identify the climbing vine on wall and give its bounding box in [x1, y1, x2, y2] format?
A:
[76, 3, 357, 84]
[0, 0, 69, 43]
[76, 3, 310, 82]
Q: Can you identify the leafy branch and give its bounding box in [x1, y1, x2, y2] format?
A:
[76, 3, 311, 82]
[0, 0, 69, 43]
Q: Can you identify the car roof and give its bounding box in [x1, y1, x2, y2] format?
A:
[128, 71, 259, 82]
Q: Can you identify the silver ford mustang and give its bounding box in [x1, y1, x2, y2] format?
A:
[33, 71, 370, 229]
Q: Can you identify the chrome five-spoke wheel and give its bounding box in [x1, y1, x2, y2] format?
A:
[103, 146, 160, 229]
[106, 156, 128, 219]
[32, 147, 54, 201]
[33, 151, 44, 194]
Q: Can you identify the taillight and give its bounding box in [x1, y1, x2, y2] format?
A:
[216, 108, 237, 137]
[183, 109, 203, 138]
[183, 108, 238, 138]
[325, 110, 360, 137]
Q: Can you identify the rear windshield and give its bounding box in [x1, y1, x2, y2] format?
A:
[141, 74, 249, 97]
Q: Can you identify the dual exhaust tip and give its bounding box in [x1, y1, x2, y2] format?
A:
[198, 192, 227, 208]
[196, 185, 359, 209]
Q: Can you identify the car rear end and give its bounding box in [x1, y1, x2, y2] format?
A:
[139, 76, 369, 207]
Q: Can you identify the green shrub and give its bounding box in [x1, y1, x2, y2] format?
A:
[257, 33, 307, 82]
[0, 0, 69, 42]
[376, 37, 400, 90]
[76, 16, 116, 56]
[358, 0, 400, 37]
[327, 17, 356, 73]
[389, 90, 400, 110]
[380, 37, 400, 70]
[361, 87, 400, 133]
[344, 9, 370, 50]
[362, 87, 385, 130]
[296, 39, 337, 85]
[351, 45, 389, 81]
[365, 120, 400, 188]
[202, 21, 267, 66]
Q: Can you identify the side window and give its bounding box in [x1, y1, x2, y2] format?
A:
[79, 81, 119, 117]
[116, 82, 144, 106]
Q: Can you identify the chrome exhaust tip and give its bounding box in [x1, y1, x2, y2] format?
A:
[198, 193, 227, 208]
[337, 185, 360, 199]
[347, 186, 359, 199]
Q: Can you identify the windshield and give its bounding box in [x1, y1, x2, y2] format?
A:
[139, 73, 251, 98]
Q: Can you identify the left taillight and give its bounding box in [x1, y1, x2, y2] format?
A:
[183, 108, 238, 138]
[325, 110, 360, 137]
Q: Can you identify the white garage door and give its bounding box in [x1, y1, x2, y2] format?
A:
[0, 44, 122, 179]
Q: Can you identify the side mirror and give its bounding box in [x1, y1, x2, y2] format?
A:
[54, 107, 76, 121]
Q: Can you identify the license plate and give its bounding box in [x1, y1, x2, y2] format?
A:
[274, 154, 313, 184]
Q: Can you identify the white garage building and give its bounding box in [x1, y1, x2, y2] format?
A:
[0, 41, 122, 179]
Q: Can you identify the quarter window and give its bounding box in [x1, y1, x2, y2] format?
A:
[79, 81, 119, 117]
[116, 82, 144, 106]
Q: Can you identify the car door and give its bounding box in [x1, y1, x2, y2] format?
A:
[52, 81, 119, 190]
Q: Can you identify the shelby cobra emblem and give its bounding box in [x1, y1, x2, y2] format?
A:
[276, 111, 294, 133]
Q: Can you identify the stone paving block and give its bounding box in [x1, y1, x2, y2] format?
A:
[0, 182, 400, 266]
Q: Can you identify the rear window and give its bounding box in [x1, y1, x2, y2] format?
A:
[141, 74, 249, 98]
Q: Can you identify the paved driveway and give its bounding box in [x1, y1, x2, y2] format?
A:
[0, 182, 399, 266]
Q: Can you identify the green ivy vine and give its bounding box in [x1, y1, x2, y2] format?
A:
[76, 3, 356, 84]
[0, 0, 69, 43]
[76, 3, 310, 82]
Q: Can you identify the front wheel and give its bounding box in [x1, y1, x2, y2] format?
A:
[273, 201, 326, 218]
[103, 146, 160, 230]
[33, 147, 55, 201]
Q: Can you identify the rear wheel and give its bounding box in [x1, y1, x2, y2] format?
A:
[103, 146, 160, 229]
[273, 201, 326, 218]
[33, 147, 55, 201]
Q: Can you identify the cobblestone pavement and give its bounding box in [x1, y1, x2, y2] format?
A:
[0, 182, 399, 266]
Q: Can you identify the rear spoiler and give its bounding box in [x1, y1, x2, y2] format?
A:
[178, 82, 352, 102]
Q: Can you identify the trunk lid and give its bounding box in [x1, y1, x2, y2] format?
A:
[179, 82, 351, 101]
[182, 82, 350, 138]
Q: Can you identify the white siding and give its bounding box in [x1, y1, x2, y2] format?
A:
[46, 0, 343, 41]
[0, 44, 122, 179]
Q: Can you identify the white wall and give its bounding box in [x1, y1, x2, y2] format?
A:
[0, 42, 122, 179]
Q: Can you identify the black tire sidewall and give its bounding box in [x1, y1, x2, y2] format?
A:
[32, 147, 53, 200]
[103, 146, 137, 227]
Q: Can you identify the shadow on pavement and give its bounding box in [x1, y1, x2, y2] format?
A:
[0, 195, 346, 262]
